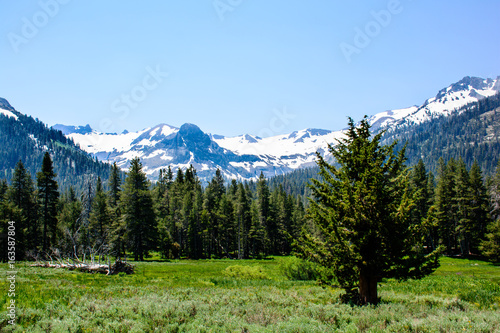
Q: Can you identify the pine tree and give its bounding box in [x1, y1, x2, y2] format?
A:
[468, 161, 490, 254]
[108, 162, 121, 208]
[298, 117, 440, 305]
[454, 158, 473, 255]
[434, 158, 457, 253]
[88, 177, 111, 250]
[256, 172, 273, 254]
[410, 159, 430, 226]
[480, 219, 500, 263]
[7, 160, 38, 258]
[0, 179, 22, 261]
[480, 159, 500, 262]
[107, 163, 125, 258]
[120, 158, 156, 261]
[57, 187, 83, 256]
[37, 152, 59, 253]
[235, 182, 251, 259]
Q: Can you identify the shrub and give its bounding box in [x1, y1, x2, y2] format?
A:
[278, 256, 321, 281]
[223, 265, 268, 279]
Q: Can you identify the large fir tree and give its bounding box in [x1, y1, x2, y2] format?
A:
[37, 152, 59, 253]
[8, 160, 38, 258]
[120, 157, 156, 261]
[299, 117, 441, 305]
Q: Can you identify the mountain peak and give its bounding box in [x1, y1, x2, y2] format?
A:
[0, 97, 15, 112]
[53, 124, 93, 135]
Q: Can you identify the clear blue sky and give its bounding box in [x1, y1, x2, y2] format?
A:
[1, 0, 499, 137]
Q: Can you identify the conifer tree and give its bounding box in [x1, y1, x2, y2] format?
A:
[107, 162, 125, 258]
[256, 172, 273, 254]
[8, 160, 38, 258]
[481, 159, 500, 262]
[235, 182, 251, 259]
[434, 158, 457, 253]
[120, 157, 156, 261]
[37, 152, 59, 253]
[298, 117, 440, 305]
[467, 161, 490, 254]
[89, 177, 111, 249]
[454, 158, 473, 255]
[57, 187, 83, 256]
[108, 162, 121, 208]
[0, 179, 21, 261]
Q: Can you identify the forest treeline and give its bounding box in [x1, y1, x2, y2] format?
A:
[1, 152, 500, 262]
[0, 111, 112, 191]
[385, 93, 500, 175]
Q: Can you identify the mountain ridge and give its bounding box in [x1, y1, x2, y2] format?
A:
[3, 75, 498, 183]
[56, 75, 499, 181]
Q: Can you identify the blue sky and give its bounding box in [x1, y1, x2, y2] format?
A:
[1, 0, 499, 137]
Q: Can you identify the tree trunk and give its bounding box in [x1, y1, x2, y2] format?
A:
[359, 273, 378, 305]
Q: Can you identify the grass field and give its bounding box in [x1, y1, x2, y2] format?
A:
[1, 257, 500, 332]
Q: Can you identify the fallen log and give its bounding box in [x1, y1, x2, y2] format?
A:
[31, 260, 135, 275]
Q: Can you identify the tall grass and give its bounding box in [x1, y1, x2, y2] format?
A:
[1, 257, 499, 332]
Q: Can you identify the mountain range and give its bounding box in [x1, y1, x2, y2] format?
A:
[1, 75, 498, 187]
[52, 75, 500, 182]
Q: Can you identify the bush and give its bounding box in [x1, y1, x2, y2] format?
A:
[223, 265, 268, 279]
[278, 256, 321, 281]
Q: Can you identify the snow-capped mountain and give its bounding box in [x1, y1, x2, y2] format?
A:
[0, 97, 19, 120]
[58, 76, 499, 181]
[367, 76, 500, 130]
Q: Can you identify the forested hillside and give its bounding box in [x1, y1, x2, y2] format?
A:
[0, 99, 112, 191]
[385, 93, 500, 175]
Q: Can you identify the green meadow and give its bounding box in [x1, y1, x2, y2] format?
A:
[1, 257, 500, 332]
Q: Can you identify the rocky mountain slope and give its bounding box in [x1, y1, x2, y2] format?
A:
[54, 76, 499, 181]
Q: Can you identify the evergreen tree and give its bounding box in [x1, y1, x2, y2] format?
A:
[36, 152, 59, 253]
[454, 158, 473, 255]
[88, 177, 111, 249]
[120, 158, 156, 261]
[108, 162, 121, 208]
[108, 163, 125, 258]
[256, 172, 273, 254]
[480, 219, 500, 263]
[7, 160, 38, 258]
[298, 117, 440, 305]
[0, 179, 21, 261]
[410, 159, 430, 226]
[467, 161, 490, 254]
[235, 182, 251, 259]
[57, 187, 83, 256]
[433, 158, 457, 253]
[481, 159, 500, 262]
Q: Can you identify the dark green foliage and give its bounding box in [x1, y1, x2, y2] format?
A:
[37, 152, 60, 253]
[88, 177, 111, 249]
[385, 93, 500, 176]
[0, 111, 112, 191]
[6, 161, 38, 259]
[431, 158, 491, 256]
[57, 186, 83, 256]
[298, 117, 441, 305]
[480, 160, 500, 262]
[120, 158, 157, 261]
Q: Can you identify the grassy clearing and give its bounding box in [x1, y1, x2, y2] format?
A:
[1, 257, 499, 332]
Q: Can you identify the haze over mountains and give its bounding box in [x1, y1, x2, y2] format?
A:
[51, 76, 499, 181]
